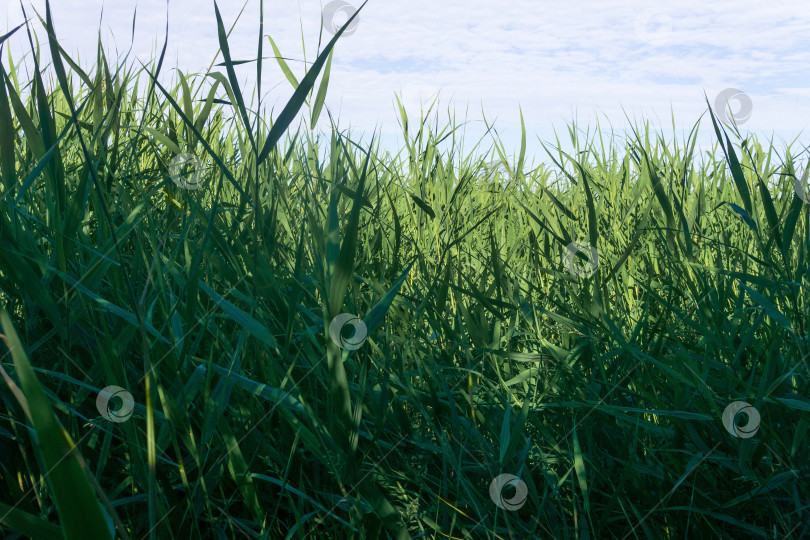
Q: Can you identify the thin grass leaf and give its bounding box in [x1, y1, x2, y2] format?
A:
[739, 282, 793, 332]
[0, 62, 17, 189]
[0, 22, 25, 46]
[267, 34, 299, 90]
[310, 48, 334, 130]
[257, 0, 369, 165]
[213, 1, 256, 152]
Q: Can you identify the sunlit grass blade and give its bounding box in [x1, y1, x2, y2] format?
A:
[267, 34, 299, 90]
[310, 47, 334, 129]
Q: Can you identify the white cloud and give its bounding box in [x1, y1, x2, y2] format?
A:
[3, 0, 809, 162]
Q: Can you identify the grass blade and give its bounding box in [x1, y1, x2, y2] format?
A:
[0, 311, 113, 540]
[257, 0, 369, 165]
[310, 48, 334, 129]
[267, 34, 299, 90]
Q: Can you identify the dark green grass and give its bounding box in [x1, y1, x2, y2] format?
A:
[0, 2, 809, 538]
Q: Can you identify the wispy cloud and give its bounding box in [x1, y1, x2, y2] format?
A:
[4, 0, 809, 162]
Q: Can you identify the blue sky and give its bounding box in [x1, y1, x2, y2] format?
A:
[4, 0, 810, 168]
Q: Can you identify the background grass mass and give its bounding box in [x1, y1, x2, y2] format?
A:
[1, 1, 809, 538]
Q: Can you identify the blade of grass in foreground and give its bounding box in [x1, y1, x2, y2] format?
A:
[705, 93, 754, 216]
[257, 0, 369, 165]
[0, 53, 16, 189]
[0, 22, 25, 47]
[0, 311, 114, 540]
[310, 47, 334, 129]
[267, 34, 299, 90]
[0, 502, 63, 540]
[213, 1, 257, 153]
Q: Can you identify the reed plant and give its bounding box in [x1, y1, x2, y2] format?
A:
[0, 1, 808, 538]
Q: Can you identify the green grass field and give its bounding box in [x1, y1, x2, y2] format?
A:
[1, 2, 809, 538]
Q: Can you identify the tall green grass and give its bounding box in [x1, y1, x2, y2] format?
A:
[0, 2, 808, 538]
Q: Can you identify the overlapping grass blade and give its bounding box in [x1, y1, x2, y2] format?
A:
[1, 312, 113, 540]
[257, 0, 369, 165]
